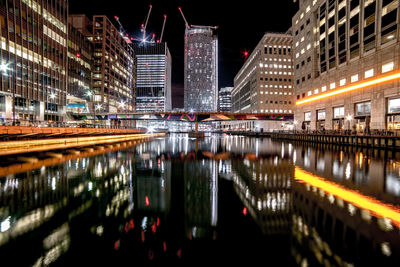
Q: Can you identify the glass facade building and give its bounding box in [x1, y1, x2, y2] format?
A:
[184, 26, 218, 112]
[133, 42, 172, 112]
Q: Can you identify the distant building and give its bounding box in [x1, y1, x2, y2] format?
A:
[133, 42, 172, 112]
[218, 87, 232, 112]
[184, 26, 218, 112]
[230, 32, 294, 131]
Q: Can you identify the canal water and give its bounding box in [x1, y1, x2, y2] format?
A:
[0, 135, 400, 266]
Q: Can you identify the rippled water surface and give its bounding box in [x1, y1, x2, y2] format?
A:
[0, 134, 400, 266]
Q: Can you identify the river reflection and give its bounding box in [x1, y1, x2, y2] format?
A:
[0, 134, 399, 266]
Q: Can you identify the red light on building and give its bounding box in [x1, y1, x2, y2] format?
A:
[145, 196, 150, 206]
[76, 52, 81, 58]
[242, 206, 247, 216]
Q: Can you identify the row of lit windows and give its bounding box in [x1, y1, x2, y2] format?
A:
[260, 91, 293, 95]
[297, 61, 395, 99]
[259, 63, 292, 69]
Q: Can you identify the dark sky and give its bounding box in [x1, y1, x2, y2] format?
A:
[69, 0, 299, 108]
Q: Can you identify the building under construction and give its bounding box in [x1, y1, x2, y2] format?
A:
[179, 8, 218, 112]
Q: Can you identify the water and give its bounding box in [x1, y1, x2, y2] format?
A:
[0, 134, 400, 266]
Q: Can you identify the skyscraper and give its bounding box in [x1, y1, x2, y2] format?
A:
[218, 87, 233, 112]
[133, 42, 172, 112]
[184, 26, 218, 112]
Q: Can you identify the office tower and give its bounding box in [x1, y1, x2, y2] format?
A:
[66, 22, 93, 115]
[133, 42, 172, 112]
[91, 15, 135, 114]
[231, 32, 294, 131]
[0, 0, 68, 124]
[293, 0, 400, 131]
[184, 26, 218, 112]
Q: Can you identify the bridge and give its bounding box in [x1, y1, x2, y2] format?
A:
[106, 112, 294, 122]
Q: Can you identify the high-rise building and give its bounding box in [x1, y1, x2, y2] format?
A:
[66, 22, 93, 116]
[133, 42, 172, 112]
[91, 15, 135, 114]
[293, 0, 400, 131]
[231, 32, 294, 131]
[184, 26, 218, 112]
[218, 87, 232, 112]
[0, 0, 68, 124]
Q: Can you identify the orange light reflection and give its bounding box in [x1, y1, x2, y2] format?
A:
[294, 167, 400, 227]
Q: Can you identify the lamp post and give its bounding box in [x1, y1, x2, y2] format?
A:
[86, 90, 95, 127]
[346, 114, 353, 134]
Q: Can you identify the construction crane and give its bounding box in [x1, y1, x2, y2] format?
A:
[178, 7, 190, 30]
[114, 16, 133, 43]
[141, 4, 153, 42]
[157, 14, 167, 43]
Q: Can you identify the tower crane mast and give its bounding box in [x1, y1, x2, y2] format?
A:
[158, 14, 167, 43]
[141, 5, 153, 42]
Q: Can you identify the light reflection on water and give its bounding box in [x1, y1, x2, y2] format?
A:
[0, 134, 399, 266]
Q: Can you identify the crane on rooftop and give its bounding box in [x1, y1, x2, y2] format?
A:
[141, 4, 153, 42]
[178, 7, 190, 30]
[157, 14, 167, 43]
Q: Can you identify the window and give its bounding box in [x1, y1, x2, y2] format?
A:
[365, 69, 374, 78]
[355, 102, 371, 116]
[330, 82, 336, 89]
[340, 78, 346, 86]
[334, 106, 345, 118]
[351, 74, 359, 82]
[388, 98, 400, 113]
[318, 110, 326, 120]
[382, 62, 394, 73]
[305, 112, 311, 121]
[321, 86, 327, 92]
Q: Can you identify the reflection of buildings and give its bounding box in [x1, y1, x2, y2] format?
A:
[135, 158, 171, 214]
[292, 166, 400, 266]
[293, 144, 399, 201]
[231, 147, 294, 235]
[0, 149, 136, 265]
[184, 160, 218, 238]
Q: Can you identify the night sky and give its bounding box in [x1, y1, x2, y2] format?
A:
[69, 0, 299, 108]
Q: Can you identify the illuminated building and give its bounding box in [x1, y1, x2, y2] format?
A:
[91, 15, 135, 114]
[66, 21, 93, 116]
[133, 42, 172, 112]
[231, 32, 294, 131]
[0, 0, 68, 124]
[218, 87, 232, 112]
[184, 26, 218, 112]
[293, 0, 400, 131]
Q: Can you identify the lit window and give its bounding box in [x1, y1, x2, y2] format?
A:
[365, 69, 374, 78]
[330, 82, 336, 89]
[321, 86, 327, 92]
[340, 78, 346, 86]
[351, 74, 359, 82]
[314, 89, 319, 94]
[382, 62, 394, 73]
[307, 91, 312, 96]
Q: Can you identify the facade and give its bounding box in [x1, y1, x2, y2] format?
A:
[66, 22, 92, 115]
[133, 42, 172, 112]
[293, 0, 400, 131]
[91, 15, 135, 114]
[0, 0, 68, 124]
[184, 26, 218, 112]
[218, 86, 232, 112]
[230, 32, 294, 131]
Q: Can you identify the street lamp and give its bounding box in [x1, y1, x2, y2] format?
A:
[346, 114, 353, 132]
[86, 90, 95, 127]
